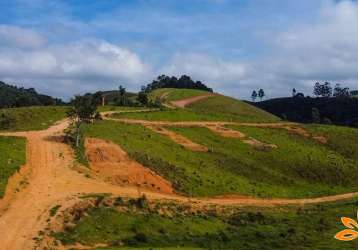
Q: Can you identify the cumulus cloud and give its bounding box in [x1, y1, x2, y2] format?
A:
[0, 29, 150, 98]
[1, 1, 358, 100]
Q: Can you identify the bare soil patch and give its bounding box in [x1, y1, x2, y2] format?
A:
[85, 138, 174, 194]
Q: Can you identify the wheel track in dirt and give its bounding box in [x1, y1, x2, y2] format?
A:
[0, 114, 354, 249]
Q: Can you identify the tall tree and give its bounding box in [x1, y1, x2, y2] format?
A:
[67, 95, 98, 147]
[258, 89, 265, 101]
[251, 90, 258, 102]
[292, 88, 296, 97]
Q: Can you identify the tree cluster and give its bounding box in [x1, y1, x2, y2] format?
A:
[144, 75, 213, 93]
[0, 81, 64, 108]
[313, 82, 351, 98]
[251, 89, 265, 102]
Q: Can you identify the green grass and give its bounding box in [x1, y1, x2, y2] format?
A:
[0, 136, 26, 197]
[188, 95, 279, 122]
[149, 88, 210, 102]
[82, 121, 358, 198]
[55, 197, 358, 249]
[115, 90, 280, 122]
[97, 106, 148, 112]
[305, 124, 358, 161]
[0, 106, 69, 131]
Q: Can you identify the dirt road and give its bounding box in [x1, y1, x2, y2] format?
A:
[170, 93, 214, 108]
[0, 117, 351, 249]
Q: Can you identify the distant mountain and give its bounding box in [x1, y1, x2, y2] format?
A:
[0, 81, 64, 108]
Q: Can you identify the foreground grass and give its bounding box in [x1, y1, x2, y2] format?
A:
[82, 121, 358, 198]
[55, 197, 358, 249]
[0, 106, 69, 131]
[0, 136, 26, 197]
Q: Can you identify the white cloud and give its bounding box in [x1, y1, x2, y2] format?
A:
[0, 25, 46, 49]
[0, 32, 150, 98]
[162, 53, 249, 88]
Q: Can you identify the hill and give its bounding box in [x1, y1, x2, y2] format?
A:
[253, 97, 358, 127]
[0, 81, 64, 108]
[83, 89, 358, 198]
[120, 88, 280, 122]
[0, 106, 69, 131]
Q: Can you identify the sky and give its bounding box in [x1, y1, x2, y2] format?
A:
[0, 0, 358, 100]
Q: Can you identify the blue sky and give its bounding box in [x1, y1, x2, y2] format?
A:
[0, 0, 357, 99]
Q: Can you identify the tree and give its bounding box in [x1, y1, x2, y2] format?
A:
[258, 89, 265, 101]
[251, 90, 258, 102]
[314, 82, 332, 98]
[292, 88, 296, 97]
[116, 85, 128, 106]
[314, 82, 321, 97]
[333, 84, 350, 98]
[67, 95, 98, 147]
[321, 82, 332, 98]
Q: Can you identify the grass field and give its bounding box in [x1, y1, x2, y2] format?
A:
[0, 106, 69, 131]
[82, 120, 358, 198]
[54, 196, 358, 250]
[0, 136, 26, 197]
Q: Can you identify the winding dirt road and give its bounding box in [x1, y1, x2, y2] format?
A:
[0, 115, 356, 249]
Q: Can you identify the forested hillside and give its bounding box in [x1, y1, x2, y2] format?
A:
[253, 97, 358, 127]
[0, 81, 64, 108]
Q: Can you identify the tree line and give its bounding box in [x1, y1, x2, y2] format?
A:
[0, 81, 64, 108]
[253, 82, 358, 127]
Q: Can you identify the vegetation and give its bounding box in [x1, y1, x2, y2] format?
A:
[0, 81, 64, 108]
[54, 196, 358, 249]
[188, 95, 279, 122]
[149, 88, 209, 102]
[0, 136, 26, 197]
[253, 96, 358, 127]
[305, 124, 358, 161]
[114, 91, 279, 123]
[81, 120, 358, 198]
[144, 75, 213, 93]
[0, 106, 69, 131]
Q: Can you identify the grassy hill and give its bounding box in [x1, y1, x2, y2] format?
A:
[0, 136, 26, 197]
[117, 89, 279, 123]
[80, 89, 358, 198]
[82, 121, 358, 198]
[0, 106, 69, 131]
